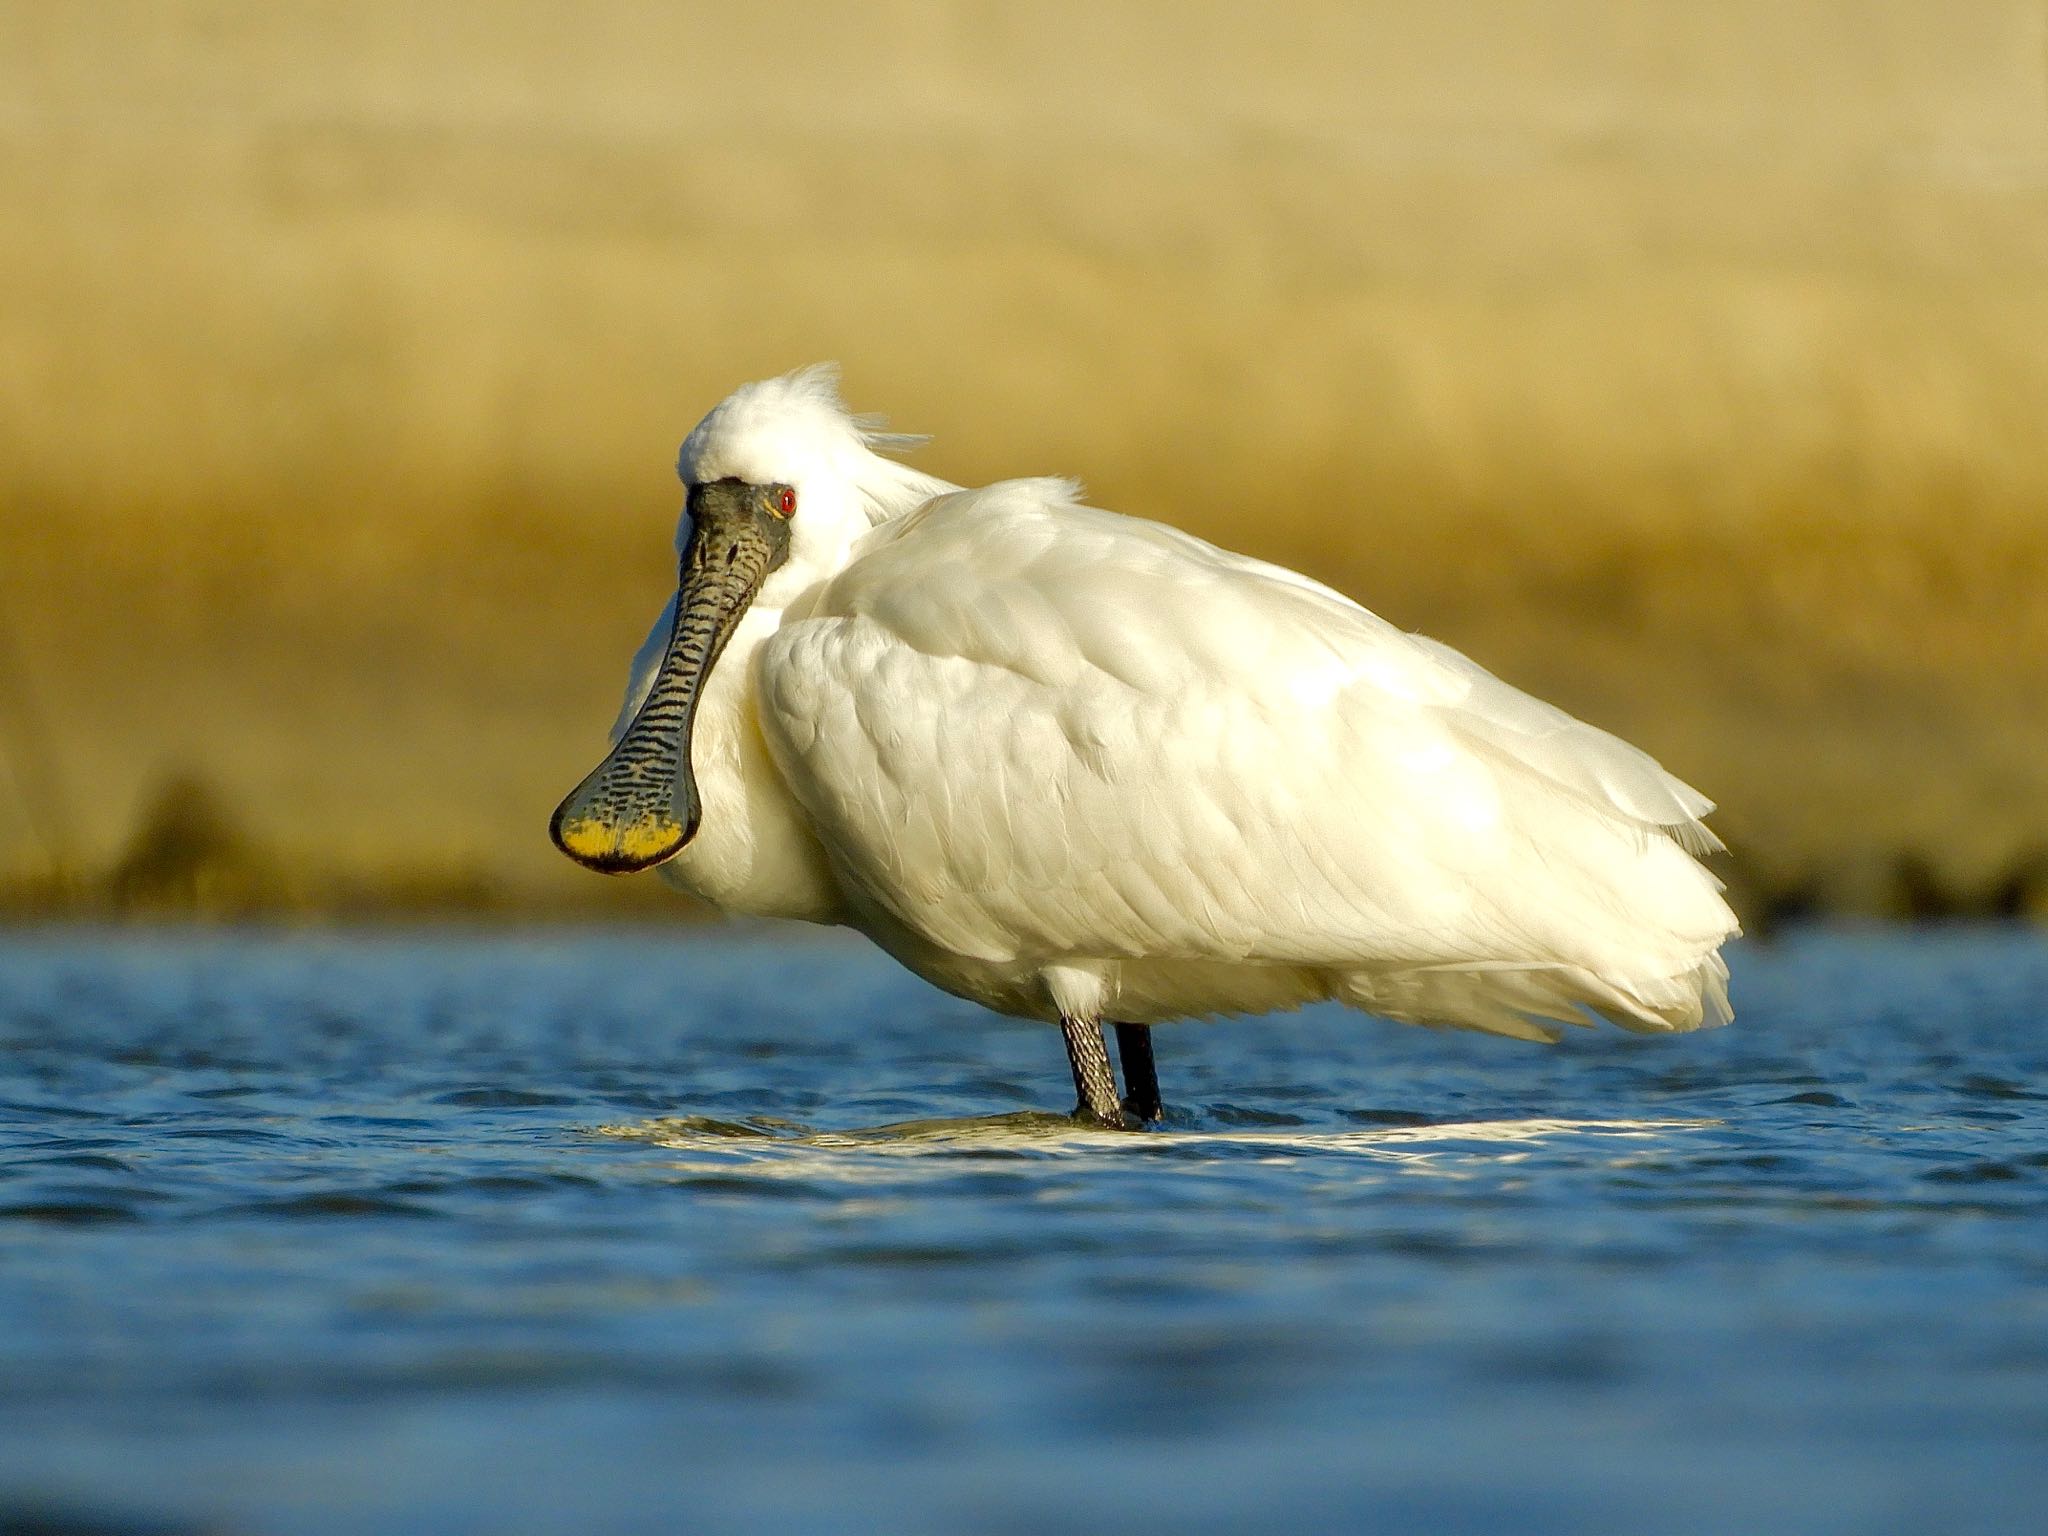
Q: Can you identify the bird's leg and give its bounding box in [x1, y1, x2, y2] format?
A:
[1113, 1023, 1163, 1122]
[1060, 1016, 1126, 1128]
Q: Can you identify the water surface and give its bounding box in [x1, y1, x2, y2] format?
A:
[2, 926, 2045, 1534]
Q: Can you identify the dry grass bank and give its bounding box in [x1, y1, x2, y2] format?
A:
[2, 2, 2046, 923]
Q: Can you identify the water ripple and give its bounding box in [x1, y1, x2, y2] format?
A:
[0, 925, 2044, 1535]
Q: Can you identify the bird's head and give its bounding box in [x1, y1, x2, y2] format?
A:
[550, 366, 952, 875]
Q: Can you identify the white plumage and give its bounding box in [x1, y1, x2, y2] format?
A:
[560, 366, 1737, 1113]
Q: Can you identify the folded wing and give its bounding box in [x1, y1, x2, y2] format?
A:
[756, 479, 1736, 1034]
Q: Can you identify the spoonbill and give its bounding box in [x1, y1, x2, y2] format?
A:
[552, 367, 1738, 1127]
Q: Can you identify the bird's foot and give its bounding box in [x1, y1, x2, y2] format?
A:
[1071, 1101, 1144, 1132]
[1120, 1093, 1164, 1125]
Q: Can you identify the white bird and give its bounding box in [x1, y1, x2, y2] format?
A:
[552, 366, 1738, 1126]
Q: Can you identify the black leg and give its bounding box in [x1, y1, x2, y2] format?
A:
[1114, 1023, 1162, 1122]
[1061, 1016, 1124, 1127]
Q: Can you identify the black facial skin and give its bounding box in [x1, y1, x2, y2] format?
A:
[549, 478, 794, 874]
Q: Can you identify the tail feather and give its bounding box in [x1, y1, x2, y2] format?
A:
[1339, 946, 1734, 1043]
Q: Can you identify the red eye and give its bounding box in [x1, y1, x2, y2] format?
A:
[776, 487, 797, 516]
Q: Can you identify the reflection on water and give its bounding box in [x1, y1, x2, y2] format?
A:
[604, 1111, 1721, 1176]
[1, 925, 2045, 1535]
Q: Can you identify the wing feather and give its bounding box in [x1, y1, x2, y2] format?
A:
[757, 480, 1734, 1020]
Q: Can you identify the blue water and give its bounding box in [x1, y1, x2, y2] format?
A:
[1, 926, 2044, 1535]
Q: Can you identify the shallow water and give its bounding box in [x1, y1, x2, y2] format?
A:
[2, 925, 2044, 1535]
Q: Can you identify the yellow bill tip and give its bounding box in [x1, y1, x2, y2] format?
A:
[551, 812, 689, 875]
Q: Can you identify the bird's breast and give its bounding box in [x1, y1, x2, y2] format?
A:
[653, 616, 847, 925]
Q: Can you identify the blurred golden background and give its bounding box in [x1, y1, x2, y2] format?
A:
[3, 1, 2046, 924]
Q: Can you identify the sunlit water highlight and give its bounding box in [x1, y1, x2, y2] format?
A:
[2, 925, 2045, 1534]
